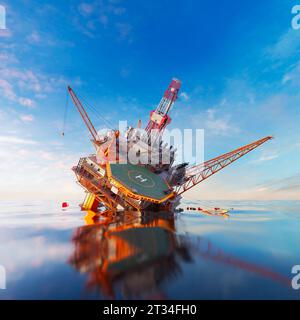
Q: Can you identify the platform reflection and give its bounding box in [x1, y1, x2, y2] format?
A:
[69, 211, 192, 299]
[69, 210, 290, 299]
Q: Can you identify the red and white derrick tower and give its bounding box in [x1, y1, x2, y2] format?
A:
[146, 78, 181, 141]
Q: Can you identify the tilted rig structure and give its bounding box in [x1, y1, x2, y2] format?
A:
[68, 79, 272, 213]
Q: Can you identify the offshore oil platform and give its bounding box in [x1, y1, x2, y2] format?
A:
[67, 79, 272, 213]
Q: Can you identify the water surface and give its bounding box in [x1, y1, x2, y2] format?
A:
[0, 200, 299, 300]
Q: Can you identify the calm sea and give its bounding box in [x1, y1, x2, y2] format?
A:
[0, 199, 299, 300]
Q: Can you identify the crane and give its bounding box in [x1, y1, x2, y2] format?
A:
[175, 136, 273, 195]
[68, 86, 99, 142]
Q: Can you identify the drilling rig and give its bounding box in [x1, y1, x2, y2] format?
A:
[68, 79, 273, 213]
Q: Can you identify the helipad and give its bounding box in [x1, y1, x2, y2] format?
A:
[107, 163, 173, 202]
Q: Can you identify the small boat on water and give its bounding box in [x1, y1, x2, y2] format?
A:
[186, 206, 231, 218]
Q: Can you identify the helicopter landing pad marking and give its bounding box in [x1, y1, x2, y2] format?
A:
[128, 170, 155, 188]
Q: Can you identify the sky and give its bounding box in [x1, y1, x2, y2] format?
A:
[0, 0, 299, 201]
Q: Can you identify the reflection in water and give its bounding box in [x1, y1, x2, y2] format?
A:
[69, 210, 290, 299]
[0, 201, 299, 299]
[69, 211, 192, 299]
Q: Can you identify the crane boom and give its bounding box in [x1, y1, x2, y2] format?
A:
[175, 136, 273, 195]
[68, 86, 99, 142]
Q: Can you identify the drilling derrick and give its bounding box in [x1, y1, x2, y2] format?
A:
[146, 78, 181, 142]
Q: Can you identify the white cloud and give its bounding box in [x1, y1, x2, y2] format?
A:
[27, 32, 40, 43]
[116, 22, 132, 40]
[18, 97, 35, 108]
[17, 149, 30, 156]
[245, 173, 300, 200]
[205, 108, 238, 136]
[20, 114, 34, 122]
[206, 118, 230, 134]
[0, 136, 38, 145]
[78, 1, 126, 18]
[0, 78, 36, 107]
[26, 31, 41, 44]
[0, 29, 12, 38]
[39, 151, 56, 161]
[0, 53, 18, 64]
[0, 63, 79, 109]
[78, 3, 95, 16]
[249, 147, 279, 164]
[255, 187, 269, 192]
[267, 28, 300, 59]
[75, 1, 129, 40]
[0, 78, 16, 100]
[254, 154, 279, 162]
[282, 61, 300, 86]
[0, 141, 83, 200]
[1, 68, 42, 93]
[180, 92, 190, 101]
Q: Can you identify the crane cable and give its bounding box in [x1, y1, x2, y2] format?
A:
[78, 93, 115, 130]
[61, 87, 116, 138]
[62, 88, 69, 136]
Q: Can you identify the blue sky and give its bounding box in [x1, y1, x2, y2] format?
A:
[0, 0, 299, 200]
